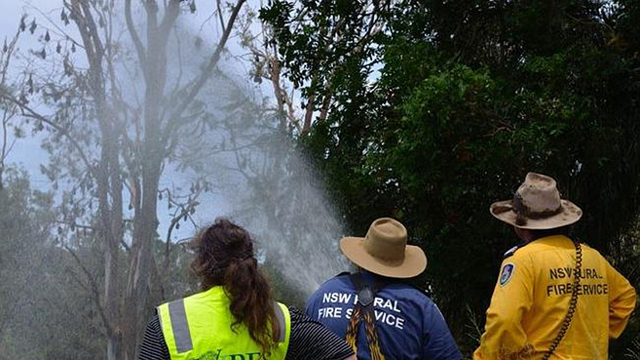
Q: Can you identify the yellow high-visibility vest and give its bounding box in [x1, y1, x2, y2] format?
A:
[157, 286, 291, 360]
[474, 235, 636, 359]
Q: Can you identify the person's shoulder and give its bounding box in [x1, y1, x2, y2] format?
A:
[580, 242, 602, 256]
[405, 283, 432, 297]
[286, 306, 306, 321]
[503, 245, 520, 259]
[499, 244, 536, 277]
[385, 281, 433, 305]
[307, 272, 352, 301]
[390, 283, 444, 319]
[502, 245, 533, 263]
[502, 239, 538, 260]
[316, 271, 351, 288]
[410, 285, 436, 310]
[332, 271, 351, 280]
[504, 239, 549, 262]
[579, 243, 614, 266]
[157, 294, 187, 308]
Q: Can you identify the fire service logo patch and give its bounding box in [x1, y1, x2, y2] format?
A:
[500, 263, 515, 286]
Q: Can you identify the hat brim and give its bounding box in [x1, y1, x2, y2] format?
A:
[490, 199, 583, 230]
[339, 237, 427, 278]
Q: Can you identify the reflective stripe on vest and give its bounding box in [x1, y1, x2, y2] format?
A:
[157, 286, 291, 360]
[166, 299, 193, 353]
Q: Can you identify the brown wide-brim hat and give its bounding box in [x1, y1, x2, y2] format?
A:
[490, 172, 583, 230]
[340, 217, 427, 278]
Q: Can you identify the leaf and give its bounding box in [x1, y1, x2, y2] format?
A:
[71, 43, 76, 53]
[20, 17, 26, 32]
[29, 19, 37, 34]
[27, 74, 33, 94]
[61, 9, 70, 26]
[56, 42, 62, 54]
[13, 125, 25, 138]
[190, 0, 197, 14]
[63, 57, 73, 76]
[44, 30, 50, 42]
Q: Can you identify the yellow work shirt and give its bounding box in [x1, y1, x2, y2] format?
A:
[474, 235, 636, 360]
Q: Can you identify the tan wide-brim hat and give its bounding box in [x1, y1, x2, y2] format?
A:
[340, 217, 427, 278]
[490, 172, 583, 230]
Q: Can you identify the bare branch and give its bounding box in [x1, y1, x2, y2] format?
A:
[78, 1, 105, 58]
[64, 245, 114, 338]
[217, 0, 227, 34]
[121, 239, 131, 252]
[302, 87, 316, 135]
[162, 0, 246, 141]
[158, 0, 181, 39]
[125, 0, 147, 73]
[0, 24, 21, 86]
[0, 91, 96, 179]
[55, 220, 95, 231]
[28, 4, 85, 50]
[1, 109, 14, 181]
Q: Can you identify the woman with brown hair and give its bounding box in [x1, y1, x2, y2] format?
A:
[139, 218, 355, 360]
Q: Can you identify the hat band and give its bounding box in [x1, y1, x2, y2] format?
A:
[513, 194, 564, 226]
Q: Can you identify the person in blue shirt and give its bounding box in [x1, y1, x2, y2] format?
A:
[306, 217, 462, 360]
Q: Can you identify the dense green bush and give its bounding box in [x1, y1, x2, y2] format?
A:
[262, 0, 640, 356]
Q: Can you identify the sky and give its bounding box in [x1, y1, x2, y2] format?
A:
[0, 1, 54, 186]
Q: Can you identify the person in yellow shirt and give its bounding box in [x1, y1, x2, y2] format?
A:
[474, 172, 636, 360]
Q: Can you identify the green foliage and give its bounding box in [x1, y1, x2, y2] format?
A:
[611, 215, 640, 356]
[0, 168, 105, 358]
[263, 0, 640, 356]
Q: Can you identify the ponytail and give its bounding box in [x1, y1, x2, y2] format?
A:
[190, 218, 280, 355]
[224, 257, 280, 354]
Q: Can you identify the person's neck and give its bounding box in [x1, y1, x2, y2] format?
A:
[522, 233, 567, 245]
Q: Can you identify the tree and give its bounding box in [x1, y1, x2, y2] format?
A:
[262, 0, 640, 355]
[0, 1, 246, 358]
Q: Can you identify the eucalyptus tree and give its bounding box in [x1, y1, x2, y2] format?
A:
[0, 0, 246, 358]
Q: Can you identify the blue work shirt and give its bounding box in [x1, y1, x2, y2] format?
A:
[306, 272, 461, 360]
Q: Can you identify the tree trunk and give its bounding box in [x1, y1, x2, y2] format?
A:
[96, 102, 124, 359]
[104, 131, 124, 360]
[123, 169, 161, 359]
[69, 2, 125, 356]
[122, 3, 171, 356]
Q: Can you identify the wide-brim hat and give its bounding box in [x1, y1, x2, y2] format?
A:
[339, 217, 427, 278]
[490, 172, 583, 230]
